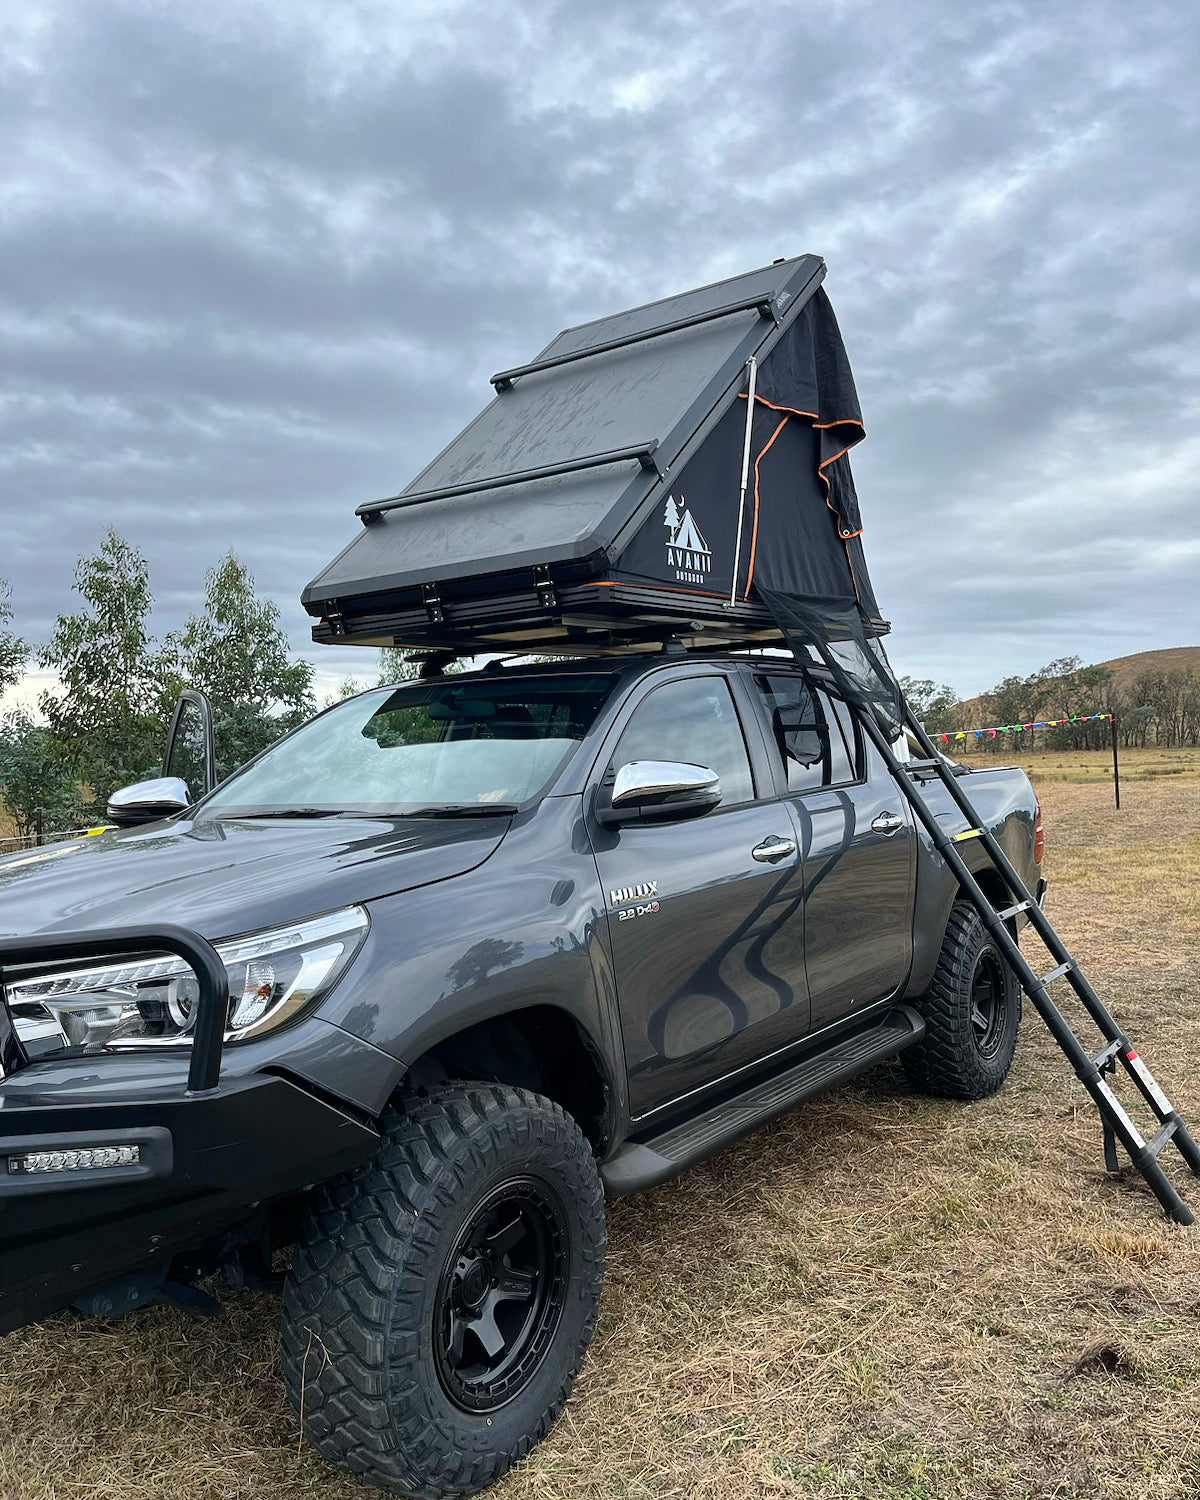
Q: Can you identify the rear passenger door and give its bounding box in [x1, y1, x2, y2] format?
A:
[748, 672, 916, 1034]
[588, 670, 811, 1119]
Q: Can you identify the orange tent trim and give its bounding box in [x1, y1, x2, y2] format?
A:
[739, 393, 865, 542]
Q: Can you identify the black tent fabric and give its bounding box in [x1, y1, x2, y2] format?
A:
[608, 288, 881, 624]
[303, 256, 905, 725]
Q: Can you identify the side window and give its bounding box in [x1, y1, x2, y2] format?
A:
[826, 694, 861, 782]
[752, 675, 857, 790]
[612, 676, 755, 806]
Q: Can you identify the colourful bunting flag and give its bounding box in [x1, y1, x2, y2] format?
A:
[937, 712, 1112, 744]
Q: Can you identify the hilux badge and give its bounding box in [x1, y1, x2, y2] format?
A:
[610, 881, 658, 906]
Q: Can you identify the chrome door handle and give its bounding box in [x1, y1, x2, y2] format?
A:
[752, 835, 797, 863]
[871, 811, 904, 836]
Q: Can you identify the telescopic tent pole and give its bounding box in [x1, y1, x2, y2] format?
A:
[728, 358, 758, 607]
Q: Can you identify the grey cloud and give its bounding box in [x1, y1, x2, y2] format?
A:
[3, 0, 1198, 700]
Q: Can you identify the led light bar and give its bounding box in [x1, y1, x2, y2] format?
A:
[9, 1144, 141, 1174]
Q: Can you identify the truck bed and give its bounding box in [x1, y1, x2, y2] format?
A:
[905, 760, 1040, 1000]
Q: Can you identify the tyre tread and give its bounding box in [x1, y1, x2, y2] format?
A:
[902, 900, 1020, 1100]
[281, 1082, 605, 1499]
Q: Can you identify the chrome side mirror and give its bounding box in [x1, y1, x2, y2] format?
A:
[596, 760, 722, 826]
[106, 776, 192, 827]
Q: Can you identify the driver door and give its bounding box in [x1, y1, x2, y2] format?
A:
[589, 670, 811, 1120]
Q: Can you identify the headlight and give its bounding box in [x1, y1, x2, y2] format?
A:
[6, 906, 369, 1054]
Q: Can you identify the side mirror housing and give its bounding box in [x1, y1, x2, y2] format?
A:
[163, 689, 216, 798]
[106, 776, 192, 827]
[595, 760, 722, 827]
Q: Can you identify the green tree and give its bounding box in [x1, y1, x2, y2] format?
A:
[163, 553, 315, 779]
[378, 647, 417, 687]
[322, 676, 365, 708]
[1024, 657, 1114, 750]
[0, 711, 86, 838]
[981, 672, 1035, 733]
[1128, 668, 1194, 749]
[0, 580, 27, 696]
[979, 656, 1120, 754]
[899, 675, 960, 736]
[39, 530, 167, 808]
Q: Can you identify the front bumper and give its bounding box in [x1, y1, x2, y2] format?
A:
[0, 1068, 378, 1333]
[0, 924, 380, 1333]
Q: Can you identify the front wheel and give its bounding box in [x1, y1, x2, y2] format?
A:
[902, 900, 1022, 1099]
[281, 1083, 606, 1498]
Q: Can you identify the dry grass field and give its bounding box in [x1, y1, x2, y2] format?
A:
[2, 751, 1198, 1500]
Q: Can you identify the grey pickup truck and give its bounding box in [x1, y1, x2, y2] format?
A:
[0, 650, 1043, 1498]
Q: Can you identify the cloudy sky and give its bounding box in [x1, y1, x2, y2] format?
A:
[4, 0, 1198, 703]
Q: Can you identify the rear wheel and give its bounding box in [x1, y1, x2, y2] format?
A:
[902, 900, 1021, 1099]
[281, 1082, 606, 1498]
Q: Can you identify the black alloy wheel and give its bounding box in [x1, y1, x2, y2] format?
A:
[969, 948, 1009, 1060]
[435, 1177, 569, 1413]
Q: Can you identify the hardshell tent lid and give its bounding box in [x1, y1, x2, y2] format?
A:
[303, 255, 888, 660]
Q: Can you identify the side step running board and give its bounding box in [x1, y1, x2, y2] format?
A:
[601, 1006, 924, 1197]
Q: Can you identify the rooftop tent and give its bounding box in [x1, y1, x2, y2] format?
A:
[303, 255, 898, 721]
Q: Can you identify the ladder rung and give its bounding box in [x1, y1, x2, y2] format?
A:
[1092, 1037, 1125, 1069]
[952, 828, 984, 842]
[1038, 961, 1073, 986]
[1146, 1117, 1180, 1159]
[997, 899, 1032, 921]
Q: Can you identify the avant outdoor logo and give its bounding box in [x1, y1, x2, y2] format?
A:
[663, 495, 712, 585]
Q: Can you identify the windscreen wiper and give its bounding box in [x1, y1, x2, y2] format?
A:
[226, 808, 349, 819]
[404, 804, 520, 818]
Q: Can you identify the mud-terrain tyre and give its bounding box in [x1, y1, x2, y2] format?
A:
[902, 899, 1022, 1100]
[281, 1083, 606, 1499]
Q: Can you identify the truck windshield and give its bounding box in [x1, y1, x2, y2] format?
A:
[199, 673, 619, 817]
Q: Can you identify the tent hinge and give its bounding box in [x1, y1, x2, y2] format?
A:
[533, 565, 558, 609]
[422, 583, 445, 624]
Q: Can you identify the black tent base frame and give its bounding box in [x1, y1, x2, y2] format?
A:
[800, 639, 1200, 1226]
[312, 575, 790, 657]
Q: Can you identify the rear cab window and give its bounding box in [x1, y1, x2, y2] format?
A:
[750, 674, 861, 791]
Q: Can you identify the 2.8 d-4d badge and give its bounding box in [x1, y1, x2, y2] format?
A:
[610, 881, 660, 923]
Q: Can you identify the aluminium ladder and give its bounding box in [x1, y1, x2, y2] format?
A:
[811, 650, 1200, 1225]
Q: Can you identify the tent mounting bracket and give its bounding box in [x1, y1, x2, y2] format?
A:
[422, 584, 445, 624]
[490, 294, 779, 391]
[533, 566, 558, 609]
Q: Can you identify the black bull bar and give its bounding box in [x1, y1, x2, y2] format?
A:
[0, 925, 229, 1090]
[0, 924, 380, 1333]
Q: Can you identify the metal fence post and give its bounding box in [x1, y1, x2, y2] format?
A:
[1111, 715, 1121, 810]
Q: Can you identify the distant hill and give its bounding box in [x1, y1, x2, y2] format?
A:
[1091, 646, 1200, 689]
[952, 646, 1200, 723]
